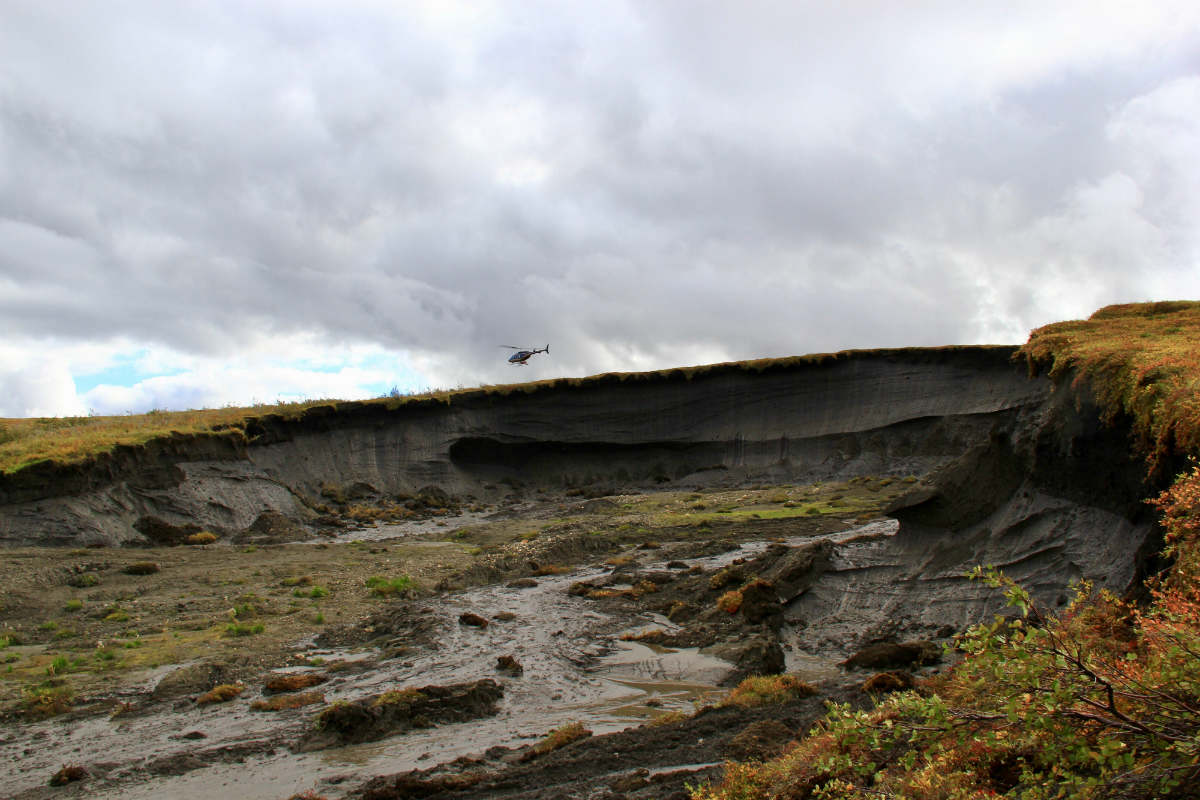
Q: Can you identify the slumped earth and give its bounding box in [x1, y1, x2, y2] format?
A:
[0, 478, 915, 799]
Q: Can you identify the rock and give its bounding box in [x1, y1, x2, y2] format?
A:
[666, 601, 696, 623]
[757, 540, 834, 603]
[611, 768, 651, 792]
[841, 640, 941, 670]
[233, 511, 310, 545]
[493, 611, 517, 622]
[133, 515, 203, 546]
[413, 485, 453, 510]
[703, 635, 785, 685]
[355, 771, 486, 797]
[344, 481, 378, 500]
[507, 578, 539, 589]
[496, 655, 524, 676]
[152, 662, 232, 699]
[49, 765, 87, 786]
[459, 612, 489, 628]
[735, 579, 782, 625]
[724, 719, 795, 761]
[296, 679, 504, 752]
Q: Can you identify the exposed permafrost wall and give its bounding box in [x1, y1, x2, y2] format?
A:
[0, 344, 1159, 641]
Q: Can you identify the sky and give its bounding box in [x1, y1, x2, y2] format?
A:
[2, 1, 1199, 418]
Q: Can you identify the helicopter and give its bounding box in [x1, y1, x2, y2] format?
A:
[501, 344, 549, 365]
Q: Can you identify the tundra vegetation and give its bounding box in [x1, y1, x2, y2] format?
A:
[691, 301, 1200, 800]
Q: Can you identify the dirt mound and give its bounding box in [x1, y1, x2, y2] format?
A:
[295, 679, 505, 752]
[233, 511, 311, 545]
[841, 640, 941, 670]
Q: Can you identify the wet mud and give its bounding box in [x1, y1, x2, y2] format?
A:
[0, 481, 934, 799]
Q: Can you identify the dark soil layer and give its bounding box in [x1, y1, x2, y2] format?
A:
[352, 689, 865, 800]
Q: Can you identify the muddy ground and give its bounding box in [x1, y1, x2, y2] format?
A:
[0, 477, 919, 799]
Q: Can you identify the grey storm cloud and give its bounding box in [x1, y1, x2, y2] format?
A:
[2, 0, 1199, 403]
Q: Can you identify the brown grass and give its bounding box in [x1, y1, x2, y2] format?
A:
[250, 691, 324, 711]
[721, 674, 817, 708]
[196, 683, 245, 705]
[530, 721, 591, 756]
[263, 673, 327, 693]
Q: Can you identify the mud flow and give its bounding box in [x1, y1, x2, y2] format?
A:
[2, 505, 898, 800]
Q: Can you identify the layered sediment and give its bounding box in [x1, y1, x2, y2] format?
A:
[0, 346, 1160, 642]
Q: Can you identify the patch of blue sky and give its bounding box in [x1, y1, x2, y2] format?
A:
[72, 350, 185, 394]
[358, 355, 427, 398]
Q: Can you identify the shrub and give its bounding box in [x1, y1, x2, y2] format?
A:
[716, 589, 742, 614]
[123, 562, 159, 575]
[224, 622, 264, 636]
[67, 573, 99, 588]
[64, 599, 82, 613]
[186, 531, 218, 545]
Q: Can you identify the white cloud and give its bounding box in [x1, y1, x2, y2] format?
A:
[2, 2, 1199, 416]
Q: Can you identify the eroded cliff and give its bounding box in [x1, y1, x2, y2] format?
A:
[0, 345, 1161, 644]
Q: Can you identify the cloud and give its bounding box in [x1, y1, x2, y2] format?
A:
[2, 2, 1199, 415]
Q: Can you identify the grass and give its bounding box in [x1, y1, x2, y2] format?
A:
[365, 575, 414, 597]
[719, 674, 817, 708]
[251, 691, 324, 711]
[196, 683, 245, 705]
[21, 682, 73, 718]
[530, 721, 592, 756]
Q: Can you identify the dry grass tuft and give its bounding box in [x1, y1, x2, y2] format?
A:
[264, 673, 327, 694]
[529, 721, 591, 756]
[721, 674, 817, 708]
[196, 683, 245, 705]
[251, 691, 324, 711]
